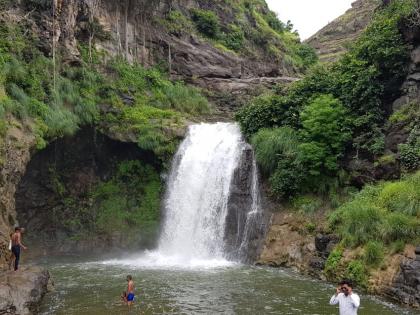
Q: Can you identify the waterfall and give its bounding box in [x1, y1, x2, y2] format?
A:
[157, 123, 244, 262]
[102, 122, 264, 268]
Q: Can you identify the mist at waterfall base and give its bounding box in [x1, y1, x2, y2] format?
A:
[38, 123, 420, 314]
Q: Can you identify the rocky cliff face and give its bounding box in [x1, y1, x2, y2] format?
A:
[0, 118, 35, 268]
[392, 24, 420, 111]
[257, 212, 337, 277]
[306, 0, 378, 62]
[385, 247, 420, 307]
[22, 0, 300, 110]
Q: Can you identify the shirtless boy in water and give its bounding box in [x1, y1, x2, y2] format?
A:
[122, 275, 135, 307]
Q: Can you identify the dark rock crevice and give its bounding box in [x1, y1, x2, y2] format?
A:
[15, 127, 159, 254]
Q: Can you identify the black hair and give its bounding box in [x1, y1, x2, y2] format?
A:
[339, 279, 353, 288]
[127, 275, 132, 281]
[14, 227, 20, 232]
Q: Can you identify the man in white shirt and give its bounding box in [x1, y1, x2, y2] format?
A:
[329, 279, 360, 315]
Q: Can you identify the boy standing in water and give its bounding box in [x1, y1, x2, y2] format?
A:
[122, 275, 135, 308]
[11, 227, 27, 271]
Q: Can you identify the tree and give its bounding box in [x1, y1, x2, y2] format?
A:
[300, 94, 350, 151]
[299, 94, 351, 174]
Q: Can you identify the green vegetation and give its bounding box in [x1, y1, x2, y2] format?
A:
[105, 58, 209, 161]
[389, 101, 420, 171]
[237, 0, 419, 287]
[159, 10, 194, 36]
[92, 161, 161, 238]
[237, 0, 416, 198]
[324, 172, 420, 285]
[324, 248, 343, 279]
[363, 241, 384, 267]
[345, 260, 368, 289]
[190, 8, 221, 38]
[50, 160, 162, 244]
[328, 172, 420, 247]
[399, 126, 420, 171]
[291, 195, 322, 215]
[249, 94, 350, 198]
[0, 19, 209, 162]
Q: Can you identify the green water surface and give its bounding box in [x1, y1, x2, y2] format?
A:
[36, 255, 420, 315]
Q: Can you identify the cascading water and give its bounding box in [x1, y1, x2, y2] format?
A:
[236, 157, 263, 261]
[102, 122, 263, 268]
[157, 123, 244, 264]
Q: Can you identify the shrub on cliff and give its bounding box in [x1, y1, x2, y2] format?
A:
[363, 241, 384, 267]
[190, 8, 221, 38]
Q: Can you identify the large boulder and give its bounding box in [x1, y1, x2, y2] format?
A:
[0, 266, 51, 315]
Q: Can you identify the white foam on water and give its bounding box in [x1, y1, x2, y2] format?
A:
[97, 250, 238, 270]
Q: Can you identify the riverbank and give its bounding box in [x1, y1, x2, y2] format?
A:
[0, 266, 51, 315]
[257, 211, 420, 308]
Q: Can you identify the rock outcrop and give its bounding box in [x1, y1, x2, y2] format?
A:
[258, 210, 420, 308]
[224, 144, 270, 262]
[0, 119, 35, 268]
[385, 247, 420, 307]
[306, 0, 378, 62]
[391, 26, 420, 112]
[257, 212, 337, 278]
[0, 266, 51, 315]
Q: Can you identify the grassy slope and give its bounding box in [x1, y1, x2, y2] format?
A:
[157, 0, 318, 73]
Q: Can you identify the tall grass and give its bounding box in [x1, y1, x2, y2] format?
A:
[329, 171, 420, 248]
[251, 127, 299, 174]
[111, 59, 210, 115]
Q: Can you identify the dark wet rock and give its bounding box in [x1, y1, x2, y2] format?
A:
[385, 251, 420, 307]
[0, 266, 51, 315]
[120, 93, 135, 106]
[309, 257, 325, 272]
[224, 144, 269, 263]
[315, 234, 339, 258]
